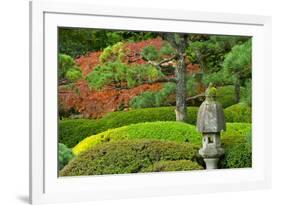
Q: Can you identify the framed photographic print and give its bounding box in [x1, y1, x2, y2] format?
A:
[30, 0, 272, 204]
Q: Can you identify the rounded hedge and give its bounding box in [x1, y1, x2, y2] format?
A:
[60, 140, 199, 176]
[221, 123, 252, 146]
[59, 106, 199, 147]
[224, 103, 251, 123]
[58, 143, 74, 170]
[141, 160, 203, 172]
[72, 121, 202, 155]
[73, 122, 251, 156]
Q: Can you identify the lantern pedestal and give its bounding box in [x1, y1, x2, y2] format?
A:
[203, 158, 219, 169]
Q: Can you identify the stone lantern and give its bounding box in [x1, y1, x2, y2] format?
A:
[197, 84, 226, 169]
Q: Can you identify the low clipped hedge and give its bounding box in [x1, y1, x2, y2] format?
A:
[141, 160, 203, 172]
[73, 122, 252, 156]
[60, 140, 199, 176]
[72, 121, 201, 155]
[224, 103, 251, 123]
[216, 85, 246, 108]
[59, 106, 199, 147]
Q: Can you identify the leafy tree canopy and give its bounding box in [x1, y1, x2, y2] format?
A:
[59, 28, 157, 58]
[58, 54, 82, 85]
[223, 39, 252, 80]
[86, 60, 164, 90]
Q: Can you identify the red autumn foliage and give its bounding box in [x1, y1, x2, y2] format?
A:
[59, 38, 202, 118]
[75, 51, 102, 77]
[59, 80, 162, 118]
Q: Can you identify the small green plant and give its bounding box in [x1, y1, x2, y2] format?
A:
[60, 140, 199, 176]
[58, 143, 74, 170]
[141, 160, 203, 172]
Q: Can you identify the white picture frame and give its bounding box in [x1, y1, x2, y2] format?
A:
[30, 0, 272, 204]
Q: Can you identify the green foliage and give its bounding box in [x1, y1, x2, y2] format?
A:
[221, 123, 252, 145]
[241, 79, 252, 106]
[186, 35, 248, 73]
[59, 28, 106, 58]
[141, 45, 159, 61]
[160, 42, 175, 56]
[223, 39, 252, 81]
[72, 121, 202, 155]
[59, 28, 157, 57]
[86, 61, 163, 90]
[99, 42, 126, 63]
[202, 70, 234, 87]
[58, 54, 82, 84]
[60, 140, 199, 176]
[141, 160, 203, 172]
[220, 122, 252, 169]
[224, 103, 252, 123]
[129, 83, 176, 108]
[130, 92, 156, 108]
[58, 143, 74, 170]
[216, 85, 246, 108]
[220, 143, 252, 168]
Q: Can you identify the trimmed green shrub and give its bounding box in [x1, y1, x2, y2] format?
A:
[59, 106, 199, 147]
[59, 119, 103, 148]
[219, 143, 252, 168]
[58, 143, 74, 170]
[60, 140, 199, 176]
[224, 103, 251, 123]
[73, 122, 252, 156]
[216, 85, 246, 108]
[141, 160, 203, 172]
[72, 121, 202, 155]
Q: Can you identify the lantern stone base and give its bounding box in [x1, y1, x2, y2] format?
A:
[203, 158, 219, 169]
[199, 147, 224, 170]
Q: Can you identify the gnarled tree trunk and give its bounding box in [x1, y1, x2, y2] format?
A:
[175, 53, 187, 122]
[160, 33, 189, 122]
